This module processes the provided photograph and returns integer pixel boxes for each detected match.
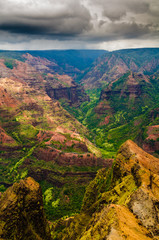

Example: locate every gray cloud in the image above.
[83,22,152,43]
[90,0,151,17]
[0,0,158,50]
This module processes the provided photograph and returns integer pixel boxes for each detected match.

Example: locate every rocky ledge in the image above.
[0,177,51,240]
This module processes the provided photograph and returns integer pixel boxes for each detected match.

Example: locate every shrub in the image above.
[4,59,17,69]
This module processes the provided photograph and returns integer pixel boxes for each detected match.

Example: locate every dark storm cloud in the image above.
[0,17,91,36]
[0,0,92,36]
[0,23,46,35]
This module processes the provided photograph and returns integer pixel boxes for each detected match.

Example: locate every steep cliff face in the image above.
[93,71,155,129]
[0,177,51,240]
[46,85,89,106]
[53,140,159,239]
[0,126,16,146]
[0,85,18,107]
[0,74,103,169]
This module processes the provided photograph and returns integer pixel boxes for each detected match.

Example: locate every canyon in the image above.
[0,48,159,239]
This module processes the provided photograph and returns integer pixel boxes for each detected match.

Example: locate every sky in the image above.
[0,0,158,51]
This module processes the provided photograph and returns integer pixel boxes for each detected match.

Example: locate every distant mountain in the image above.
[26,49,107,71]
[81,48,159,89]
[0,49,107,79]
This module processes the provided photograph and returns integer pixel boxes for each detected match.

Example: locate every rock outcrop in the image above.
[45,84,89,106]
[0,177,51,240]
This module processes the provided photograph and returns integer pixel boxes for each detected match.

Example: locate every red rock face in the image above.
[143,141,159,154]
[100,115,111,126]
[35,128,113,168]
[23,54,89,105]
[116,139,159,175]
[146,125,159,141]
[0,64,102,172]
[140,58,159,73]
[143,125,159,154]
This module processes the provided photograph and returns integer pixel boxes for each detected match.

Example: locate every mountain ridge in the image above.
[81,48,159,89]
[52,140,159,239]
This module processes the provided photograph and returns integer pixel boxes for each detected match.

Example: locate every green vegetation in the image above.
[0,106,101,221]
[60,72,159,157]
[4,59,17,69]
[10,145,37,176]
[60,88,102,140]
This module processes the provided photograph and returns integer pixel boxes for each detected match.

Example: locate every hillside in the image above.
[52,140,159,239]
[0,54,90,106]
[0,57,112,221]
[94,71,159,154]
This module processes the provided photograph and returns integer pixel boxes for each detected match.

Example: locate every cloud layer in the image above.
[0,0,158,50]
